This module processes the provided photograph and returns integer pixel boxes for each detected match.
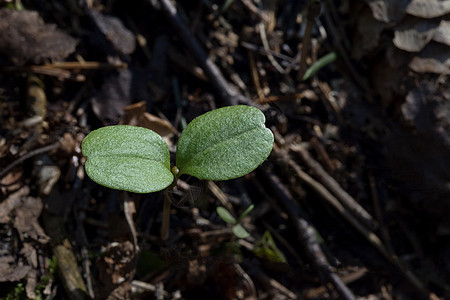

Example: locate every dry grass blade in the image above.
[290,144,378,230]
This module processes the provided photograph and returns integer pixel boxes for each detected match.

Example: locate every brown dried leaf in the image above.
[21,243,38,268]
[0,169,23,193]
[0,256,31,282]
[120,101,147,125]
[0,186,49,243]
[0,8,77,65]
[0,186,29,223]
[409,43,450,74]
[91,10,136,55]
[25,268,38,299]
[406,0,450,18]
[393,17,440,52]
[120,101,177,145]
[14,196,50,243]
[433,20,450,46]
[140,113,177,141]
[364,0,411,23]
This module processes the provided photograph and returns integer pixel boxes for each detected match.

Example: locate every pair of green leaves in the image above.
[82,105,274,193]
[216,204,254,239]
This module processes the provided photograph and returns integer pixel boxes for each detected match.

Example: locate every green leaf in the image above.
[232,224,250,239]
[237,204,254,222]
[82,125,173,193]
[176,105,274,180]
[253,231,287,263]
[302,52,338,80]
[216,206,236,224]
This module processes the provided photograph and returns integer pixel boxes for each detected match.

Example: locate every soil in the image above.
[0,1,449,299]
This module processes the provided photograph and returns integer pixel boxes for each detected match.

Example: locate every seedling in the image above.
[82,105,273,237]
[253,231,287,263]
[82,105,273,192]
[216,204,254,239]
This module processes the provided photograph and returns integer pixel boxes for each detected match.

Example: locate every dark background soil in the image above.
[0,0,449,299]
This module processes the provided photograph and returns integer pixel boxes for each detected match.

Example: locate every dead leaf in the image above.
[0,168,23,193]
[91,10,136,55]
[90,69,132,125]
[21,243,39,268]
[0,188,52,244]
[409,43,450,74]
[21,244,39,298]
[406,0,450,18]
[364,0,411,23]
[0,8,77,65]
[393,16,440,52]
[120,101,147,125]
[0,186,29,223]
[433,20,450,46]
[0,256,31,282]
[120,101,178,145]
[25,269,38,299]
[14,196,49,243]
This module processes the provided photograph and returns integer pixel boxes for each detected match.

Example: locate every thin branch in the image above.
[263,170,356,300]
[297,1,317,80]
[258,23,285,74]
[275,150,430,297]
[0,142,60,179]
[290,144,378,230]
[158,0,247,106]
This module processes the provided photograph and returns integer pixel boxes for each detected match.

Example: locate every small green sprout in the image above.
[302,51,338,80]
[82,105,274,193]
[253,231,287,263]
[216,204,254,239]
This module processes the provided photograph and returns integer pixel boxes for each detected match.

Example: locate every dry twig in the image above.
[262,170,356,300]
[158,0,247,106]
[275,149,431,297]
[0,142,61,180]
[290,144,378,230]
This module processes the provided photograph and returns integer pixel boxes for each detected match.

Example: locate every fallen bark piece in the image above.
[43,212,88,300]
